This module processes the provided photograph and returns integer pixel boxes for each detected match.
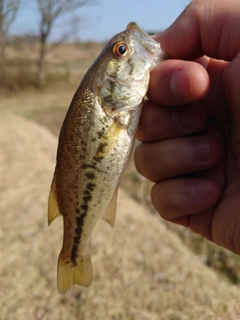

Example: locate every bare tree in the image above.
[0,0,20,81]
[36,0,96,86]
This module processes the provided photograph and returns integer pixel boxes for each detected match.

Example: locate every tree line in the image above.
[0,0,96,87]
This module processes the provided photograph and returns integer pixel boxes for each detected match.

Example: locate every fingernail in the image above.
[191,138,211,164]
[170,68,190,100]
[191,181,213,201]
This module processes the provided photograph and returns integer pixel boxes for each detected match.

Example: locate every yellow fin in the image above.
[57,254,93,294]
[101,191,118,228]
[48,176,61,226]
[94,121,125,160]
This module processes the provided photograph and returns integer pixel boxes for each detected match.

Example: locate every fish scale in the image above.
[48,22,166,294]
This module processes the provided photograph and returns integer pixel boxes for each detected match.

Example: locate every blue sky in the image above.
[10,0,191,42]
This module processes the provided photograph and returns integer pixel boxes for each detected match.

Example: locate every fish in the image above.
[48,22,166,294]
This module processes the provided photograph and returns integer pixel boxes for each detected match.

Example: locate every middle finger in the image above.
[136,100,207,142]
[134,136,222,182]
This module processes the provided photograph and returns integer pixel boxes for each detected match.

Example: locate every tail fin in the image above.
[57,254,93,294]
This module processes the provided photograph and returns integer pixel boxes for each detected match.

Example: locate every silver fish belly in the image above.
[48,22,166,294]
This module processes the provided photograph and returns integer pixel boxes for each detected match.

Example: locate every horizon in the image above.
[9,0,191,43]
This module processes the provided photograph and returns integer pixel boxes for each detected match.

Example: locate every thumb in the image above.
[155,0,240,61]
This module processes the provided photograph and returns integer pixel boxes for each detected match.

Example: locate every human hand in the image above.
[134,0,240,254]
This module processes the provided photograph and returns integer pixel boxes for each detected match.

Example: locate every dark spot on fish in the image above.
[93,141,108,163]
[82,163,104,173]
[72,179,95,265]
[83,195,92,202]
[111,63,120,78]
[85,172,95,180]
[86,183,95,192]
[100,116,108,124]
[103,82,116,105]
[97,142,108,154]
[71,246,78,266]
[93,155,104,163]
[80,204,88,211]
[96,129,105,139]
[76,215,83,226]
[71,211,87,265]
[127,57,134,75]
[82,163,96,170]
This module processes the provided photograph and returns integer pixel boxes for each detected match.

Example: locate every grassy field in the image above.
[1,41,240,319]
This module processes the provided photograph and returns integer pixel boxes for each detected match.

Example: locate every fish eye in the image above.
[112,42,129,58]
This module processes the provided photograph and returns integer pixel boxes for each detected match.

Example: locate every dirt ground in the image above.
[1,112,240,320]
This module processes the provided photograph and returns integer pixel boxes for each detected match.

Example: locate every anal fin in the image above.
[48,176,61,226]
[101,190,118,228]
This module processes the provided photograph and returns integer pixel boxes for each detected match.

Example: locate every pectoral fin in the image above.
[48,176,61,226]
[101,190,118,228]
[94,120,126,163]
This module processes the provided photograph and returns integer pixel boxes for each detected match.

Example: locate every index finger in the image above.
[155,0,240,61]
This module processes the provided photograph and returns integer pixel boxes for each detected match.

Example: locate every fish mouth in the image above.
[127,22,160,53]
[126,22,166,68]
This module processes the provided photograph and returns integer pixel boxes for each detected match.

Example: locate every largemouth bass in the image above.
[48,22,166,294]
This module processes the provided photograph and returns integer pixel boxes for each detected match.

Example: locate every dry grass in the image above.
[1,112,240,319]
[1,41,240,319]
[0,42,104,91]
